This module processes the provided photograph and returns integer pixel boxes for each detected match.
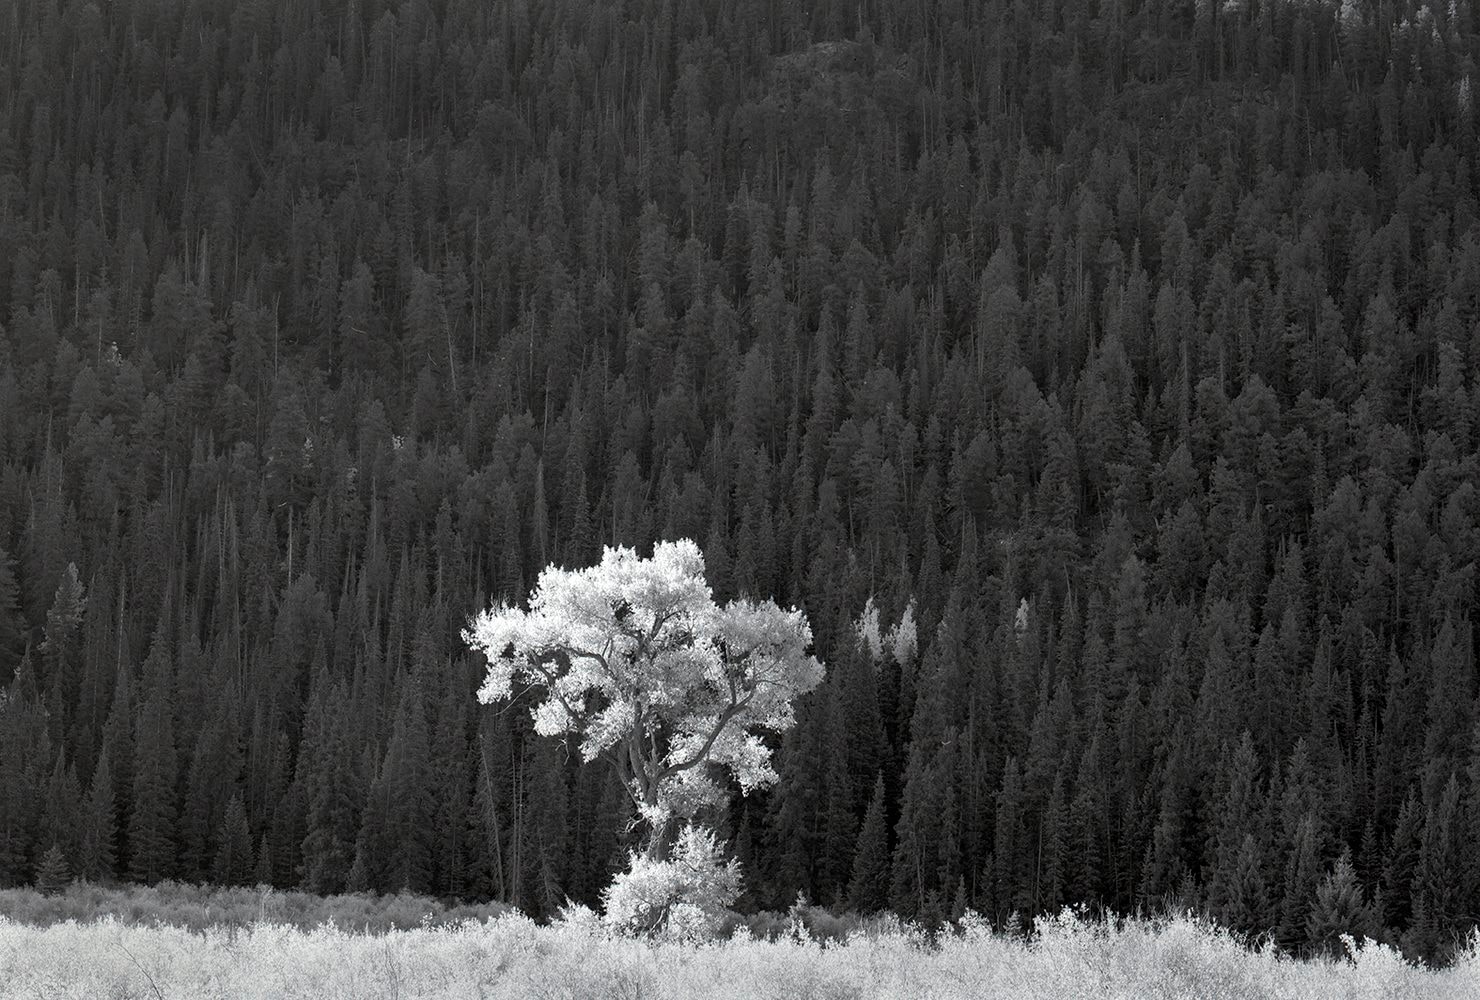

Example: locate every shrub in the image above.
[602,825,741,940]
[0,880,512,933]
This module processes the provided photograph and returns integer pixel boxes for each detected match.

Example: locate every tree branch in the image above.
[655,692,754,782]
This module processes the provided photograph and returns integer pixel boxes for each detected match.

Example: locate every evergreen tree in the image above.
[353,678,434,894]
[300,686,360,893]
[1405,776,1468,963]
[127,693,177,883]
[1277,814,1323,953]
[1225,834,1271,939]
[34,844,71,896]
[40,562,86,729]
[39,750,84,869]
[253,836,274,888]
[889,745,942,919]
[1306,853,1376,958]
[1380,791,1423,933]
[0,670,52,887]
[77,748,118,882]
[816,680,859,904]
[0,547,26,684]
[213,795,255,887]
[847,775,892,913]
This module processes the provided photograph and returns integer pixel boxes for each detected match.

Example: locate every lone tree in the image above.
[464,539,823,928]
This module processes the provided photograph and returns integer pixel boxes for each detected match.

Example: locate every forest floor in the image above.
[0,895,1474,1000]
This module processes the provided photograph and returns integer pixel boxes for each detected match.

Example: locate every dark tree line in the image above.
[1,0,1480,963]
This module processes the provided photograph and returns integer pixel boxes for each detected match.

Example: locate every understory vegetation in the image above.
[0,881,512,935]
[2,907,1477,1000]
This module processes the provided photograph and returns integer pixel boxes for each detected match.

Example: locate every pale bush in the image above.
[601,824,741,940]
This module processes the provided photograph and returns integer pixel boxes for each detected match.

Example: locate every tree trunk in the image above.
[642,811,676,862]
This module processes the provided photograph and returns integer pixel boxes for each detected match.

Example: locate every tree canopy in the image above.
[466,540,822,845]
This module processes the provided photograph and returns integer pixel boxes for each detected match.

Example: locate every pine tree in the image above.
[836,640,886,816]
[353,678,435,894]
[847,775,891,913]
[889,744,943,919]
[507,733,570,918]
[1306,853,1375,958]
[127,693,177,883]
[1380,790,1422,932]
[1067,740,1104,904]
[1036,768,1069,914]
[816,680,858,904]
[989,756,1026,922]
[40,562,86,730]
[34,844,71,895]
[263,370,314,512]
[1276,814,1323,952]
[0,546,25,685]
[769,690,830,902]
[212,795,255,887]
[77,747,117,882]
[0,663,52,887]
[253,835,273,887]
[181,703,243,880]
[1225,833,1271,939]
[1404,775,1467,963]
[1207,731,1261,921]
[39,749,84,869]
[429,674,472,898]
[300,685,360,894]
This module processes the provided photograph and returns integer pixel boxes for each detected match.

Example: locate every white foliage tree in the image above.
[855,596,884,660]
[884,599,918,664]
[602,824,742,940]
[464,539,824,868]
[857,596,918,665]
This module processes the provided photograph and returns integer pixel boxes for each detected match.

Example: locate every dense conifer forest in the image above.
[2,0,1480,964]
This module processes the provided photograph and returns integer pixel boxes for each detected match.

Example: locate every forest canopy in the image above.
[0,0,1479,965]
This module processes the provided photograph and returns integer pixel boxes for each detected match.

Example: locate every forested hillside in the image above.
[2,0,1479,962]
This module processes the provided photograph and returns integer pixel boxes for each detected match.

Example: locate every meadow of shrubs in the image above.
[1,885,1476,1000]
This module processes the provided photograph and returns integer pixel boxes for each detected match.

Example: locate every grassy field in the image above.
[0,897,1476,1000]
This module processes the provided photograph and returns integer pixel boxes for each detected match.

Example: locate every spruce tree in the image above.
[1306,853,1375,958]
[768,690,830,902]
[40,563,86,731]
[430,676,472,898]
[78,747,117,882]
[127,693,177,883]
[39,749,84,868]
[1379,791,1422,932]
[213,795,255,887]
[1225,833,1271,939]
[352,678,435,895]
[816,681,858,904]
[300,686,360,894]
[0,671,51,887]
[1276,814,1323,953]
[989,756,1026,923]
[253,835,274,887]
[888,746,940,919]
[1405,775,1467,963]
[181,704,243,880]
[847,775,891,913]
[0,546,24,684]
[34,844,71,896]
[384,678,435,894]
[1207,731,1261,922]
